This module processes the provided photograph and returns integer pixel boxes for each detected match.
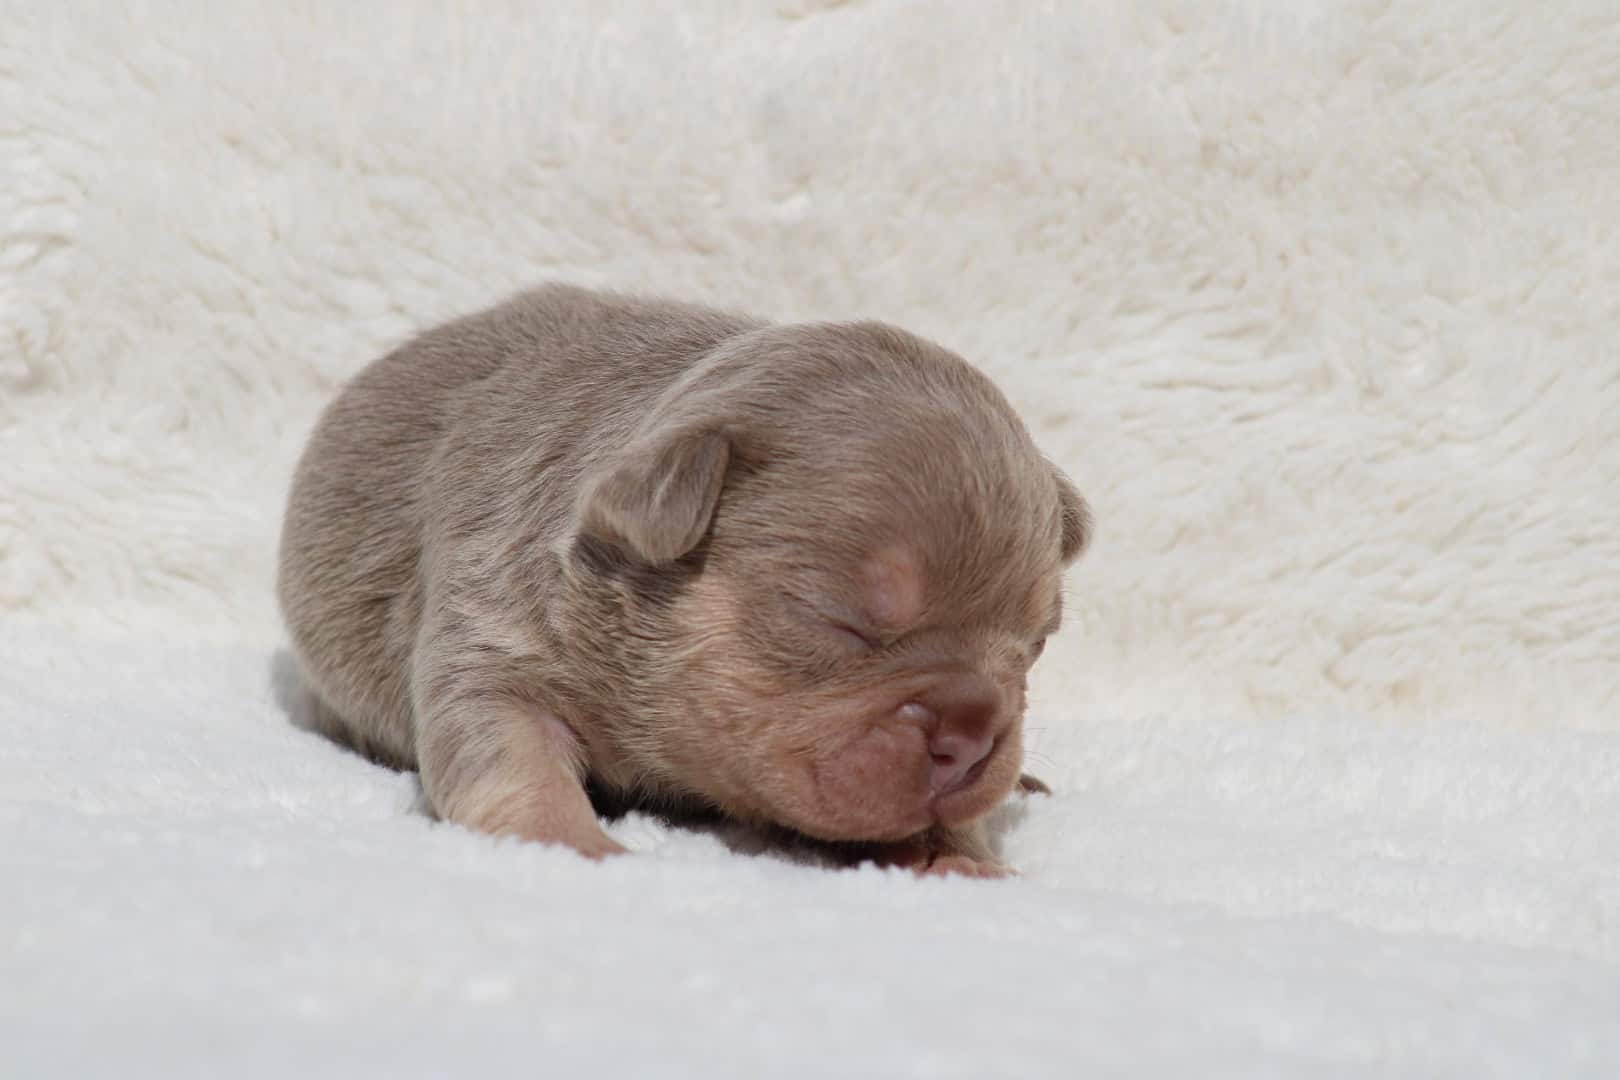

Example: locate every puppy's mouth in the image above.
[927,736,1015,828]
[775,720,1018,842]
[931,741,993,798]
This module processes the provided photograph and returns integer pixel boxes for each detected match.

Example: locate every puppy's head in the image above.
[574,322,1090,842]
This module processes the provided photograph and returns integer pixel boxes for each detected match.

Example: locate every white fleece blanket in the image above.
[4,2,1619,1075]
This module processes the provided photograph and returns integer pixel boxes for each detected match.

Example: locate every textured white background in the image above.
[4,2,1618,1075]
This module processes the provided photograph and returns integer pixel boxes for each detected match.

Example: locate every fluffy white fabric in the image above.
[3,2,1618,1074]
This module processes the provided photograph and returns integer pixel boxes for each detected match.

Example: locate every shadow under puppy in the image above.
[278,285,1090,876]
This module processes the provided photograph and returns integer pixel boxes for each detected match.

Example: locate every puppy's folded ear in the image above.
[577,426,730,564]
[1052,465,1093,563]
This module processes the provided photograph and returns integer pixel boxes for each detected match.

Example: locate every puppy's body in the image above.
[279,285,1087,871]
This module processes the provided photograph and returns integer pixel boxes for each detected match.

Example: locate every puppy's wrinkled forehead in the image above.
[715,325,1068,627]
[778,462,1061,635]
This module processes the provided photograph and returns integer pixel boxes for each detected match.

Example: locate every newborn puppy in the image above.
[278,285,1090,876]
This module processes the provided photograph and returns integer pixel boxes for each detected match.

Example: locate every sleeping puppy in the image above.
[277,285,1090,877]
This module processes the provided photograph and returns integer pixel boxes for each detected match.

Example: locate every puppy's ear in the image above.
[577,427,730,563]
[1052,466,1092,563]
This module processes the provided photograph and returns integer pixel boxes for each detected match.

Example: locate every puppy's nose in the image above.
[902,674,1001,795]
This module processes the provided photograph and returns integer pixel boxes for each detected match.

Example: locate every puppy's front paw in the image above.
[921,853,1014,879]
[568,831,631,860]
[457,781,629,861]
[420,695,627,862]
[868,823,1013,880]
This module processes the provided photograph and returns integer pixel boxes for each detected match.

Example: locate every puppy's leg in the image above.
[415,692,625,859]
[922,820,1011,879]
[871,820,1011,879]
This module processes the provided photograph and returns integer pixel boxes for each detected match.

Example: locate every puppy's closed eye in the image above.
[780,591,879,656]
[824,620,878,654]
